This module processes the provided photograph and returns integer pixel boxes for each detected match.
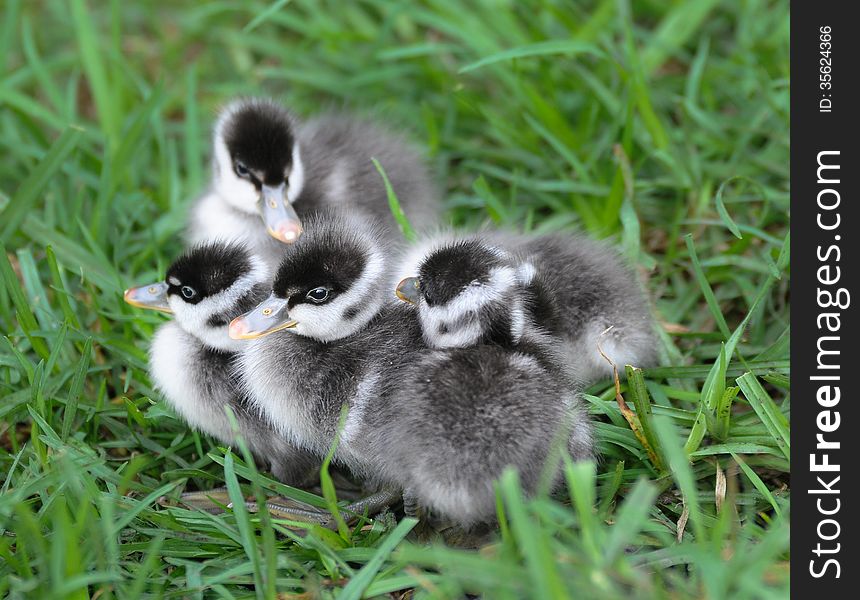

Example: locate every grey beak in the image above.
[261,184,303,243]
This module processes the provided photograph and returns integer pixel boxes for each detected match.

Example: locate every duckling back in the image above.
[513,232,658,382]
[297,115,441,234]
[396,229,658,384]
[362,331,592,526]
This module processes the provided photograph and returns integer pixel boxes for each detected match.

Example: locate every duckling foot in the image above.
[166,487,232,513]
[168,485,399,530]
[341,488,402,522]
[403,488,420,519]
[402,488,442,542]
[243,498,334,527]
[242,488,401,530]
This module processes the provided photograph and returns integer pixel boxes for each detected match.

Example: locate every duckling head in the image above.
[212,98,305,244]
[228,213,388,343]
[125,242,270,351]
[395,238,536,349]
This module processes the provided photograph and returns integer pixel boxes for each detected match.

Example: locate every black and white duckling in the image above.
[394,233,658,385]
[188,98,440,266]
[226,212,415,465]
[364,323,593,528]
[227,213,591,527]
[124,242,320,487]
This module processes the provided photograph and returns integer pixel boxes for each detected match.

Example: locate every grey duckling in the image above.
[188,98,440,267]
[380,239,595,526]
[395,232,658,384]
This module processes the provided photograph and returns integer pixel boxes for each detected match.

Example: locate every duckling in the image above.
[365,327,593,527]
[227,211,416,467]
[228,213,591,527]
[124,242,320,487]
[188,98,440,266]
[395,232,657,384]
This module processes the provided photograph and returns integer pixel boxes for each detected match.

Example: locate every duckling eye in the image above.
[180,286,196,299]
[306,287,329,303]
[234,161,250,178]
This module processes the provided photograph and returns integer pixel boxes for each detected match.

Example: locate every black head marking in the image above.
[343,304,361,320]
[206,313,231,328]
[223,101,295,186]
[166,243,252,305]
[204,284,269,327]
[522,276,562,336]
[418,240,506,307]
[273,229,367,309]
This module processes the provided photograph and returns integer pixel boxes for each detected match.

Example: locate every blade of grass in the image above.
[459,39,603,73]
[714,176,748,239]
[736,373,790,462]
[225,407,277,600]
[223,451,265,597]
[731,453,783,519]
[62,338,92,440]
[45,246,81,330]
[625,366,664,471]
[0,126,83,242]
[684,234,731,339]
[0,242,50,359]
[243,0,293,32]
[602,477,658,564]
[70,0,119,144]
[640,0,720,74]
[320,405,351,541]
[562,458,601,563]
[339,518,417,600]
[372,157,417,242]
[713,386,739,441]
[499,469,569,599]
[653,416,706,543]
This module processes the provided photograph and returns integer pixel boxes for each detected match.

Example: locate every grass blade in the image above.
[372,157,417,243]
[243,0,292,32]
[736,373,790,462]
[338,518,417,600]
[602,477,658,564]
[223,451,265,596]
[731,453,784,519]
[62,338,92,440]
[0,126,83,242]
[70,0,119,144]
[459,39,603,73]
[0,242,50,359]
[684,234,731,339]
[499,469,569,599]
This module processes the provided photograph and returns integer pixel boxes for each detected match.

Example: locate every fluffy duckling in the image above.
[188,98,440,266]
[227,212,417,468]
[228,213,591,527]
[124,242,319,486]
[395,232,657,384]
[364,327,593,527]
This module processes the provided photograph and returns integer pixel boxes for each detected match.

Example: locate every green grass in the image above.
[0,0,789,598]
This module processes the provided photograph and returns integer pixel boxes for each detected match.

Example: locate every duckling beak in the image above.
[228,293,297,339]
[395,277,421,305]
[261,184,303,244]
[123,282,172,313]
